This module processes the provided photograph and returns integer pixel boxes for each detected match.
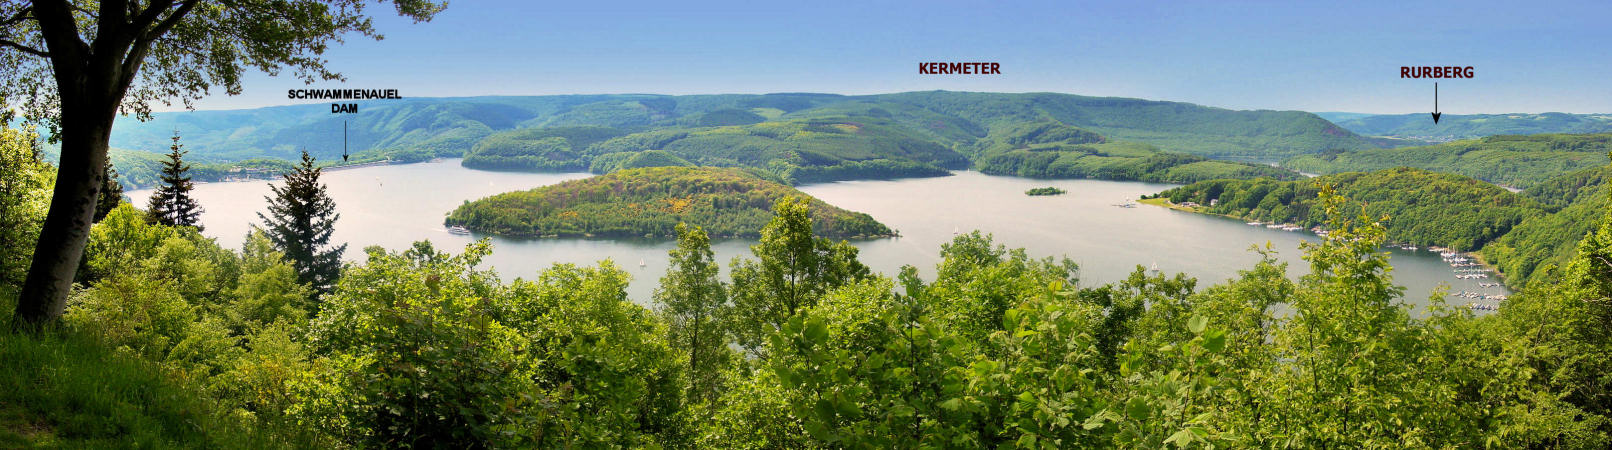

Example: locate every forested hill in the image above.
[1483,166,1612,285]
[868,91,1384,160]
[108,91,1389,167]
[1319,112,1612,141]
[1153,168,1545,252]
[444,166,894,239]
[460,116,971,184]
[1154,164,1612,285]
[967,121,1302,183]
[40,147,295,190]
[1283,133,1612,190]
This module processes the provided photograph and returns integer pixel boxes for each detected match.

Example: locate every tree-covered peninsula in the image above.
[1483,166,1612,284]
[1153,168,1545,252]
[1156,164,1612,287]
[444,166,895,239]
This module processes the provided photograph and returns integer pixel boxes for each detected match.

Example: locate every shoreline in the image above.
[1139,197,1515,291]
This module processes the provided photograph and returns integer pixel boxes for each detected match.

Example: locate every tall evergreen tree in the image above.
[145,132,203,230]
[5,0,443,330]
[94,162,124,224]
[654,223,732,403]
[258,150,346,298]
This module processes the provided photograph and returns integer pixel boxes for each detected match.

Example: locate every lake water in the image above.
[130,159,1508,312]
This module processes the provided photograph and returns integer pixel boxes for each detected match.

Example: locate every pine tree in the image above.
[145,132,203,230]
[94,161,124,223]
[258,150,346,298]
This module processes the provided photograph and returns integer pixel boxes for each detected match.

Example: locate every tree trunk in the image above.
[11,102,113,330]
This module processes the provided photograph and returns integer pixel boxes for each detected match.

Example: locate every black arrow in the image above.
[1431,82,1441,124]
[336,120,346,162]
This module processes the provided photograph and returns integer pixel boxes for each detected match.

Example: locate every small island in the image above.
[446,166,896,239]
[1025,187,1068,196]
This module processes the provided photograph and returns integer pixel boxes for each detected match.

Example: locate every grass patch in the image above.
[1140,197,1196,211]
[0,330,313,449]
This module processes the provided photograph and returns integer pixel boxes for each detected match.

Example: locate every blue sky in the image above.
[178,0,1612,114]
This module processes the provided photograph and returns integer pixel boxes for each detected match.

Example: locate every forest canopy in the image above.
[1482,166,1612,285]
[1155,168,1545,253]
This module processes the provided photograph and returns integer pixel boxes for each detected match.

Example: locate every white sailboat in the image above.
[639,258,647,268]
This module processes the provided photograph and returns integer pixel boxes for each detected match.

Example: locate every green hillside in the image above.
[968,121,1301,183]
[588,150,695,173]
[1283,133,1612,189]
[460,126,628,172]
[1154,164,1612,286]
[107,91,1388,173]
[1482,166,1611,285]
[445,166,894,239]
[1326,112,1612,140]
[462,115,970,184]
[110,98,553,163]
[0,332,318,447]
[1153,168,1545,252]
[51,148,295,191]
[861,91,1383,160]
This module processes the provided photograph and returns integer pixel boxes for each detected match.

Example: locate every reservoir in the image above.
[130,159,1507,311]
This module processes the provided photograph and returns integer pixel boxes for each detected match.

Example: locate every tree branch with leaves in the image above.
[3,0,444,329]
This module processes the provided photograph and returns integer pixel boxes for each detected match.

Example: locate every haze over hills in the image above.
[1283,133,1612,190]
[106,91,1390,168]
[1316,112,1612,142]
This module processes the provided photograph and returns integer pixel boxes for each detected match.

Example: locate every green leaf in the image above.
[804,421,832,441]
[1202,329,1227,353]
[1164,428,1198,447]
[814,398,837,420]
[1187,315,1208,334]
[834,393,860,417]
[778,366,801,388]
[1082,410,1117,430]
[1125,397,1152,421]
[940,398,964,411]
[805,318,829,344]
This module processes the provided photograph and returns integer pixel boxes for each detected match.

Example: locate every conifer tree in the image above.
[94,162,124,224]
[258,150,346,298]
[145,132,203,230]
